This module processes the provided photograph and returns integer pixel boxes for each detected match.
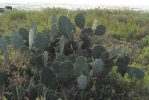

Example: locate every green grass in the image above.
[0,8,149,39]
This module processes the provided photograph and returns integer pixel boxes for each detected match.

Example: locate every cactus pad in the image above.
[77,75,88,90]
[75,13,85,29]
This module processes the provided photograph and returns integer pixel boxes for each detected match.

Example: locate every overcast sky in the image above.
[0,0,148,6]
[0,0,149,10]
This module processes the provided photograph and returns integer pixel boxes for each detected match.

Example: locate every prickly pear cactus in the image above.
[59,35,65,54]
[81,36,91,49]
[75,13,85,29]
[95,25,106,36]
[100,50,109,62]
[52,61,61,73]
[40,67,56,88]
[53,60,74,80]
[58,16,75,37]
[11,34,24,50]
[92,45,107,59]
[34,32,48,50]
[74,56,88,76]
[93,59,104,74]
[51,14,58,35]
[55,54,67,62]
[19,28,29,41]
[42,51,48,67]
[77,75,88,90]
[116,56,130,67]
[29,54,43,69]
[42,29,51,40]
[118,66,127,76]
[127,67,145,79]
[67,54,77,63]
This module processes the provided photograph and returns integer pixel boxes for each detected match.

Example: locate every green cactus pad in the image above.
[92,45,107,59]
[58,16,75,37]
[93,59,104,74]
[34,32,48,50]
[95,25,106,36]
[29,54,44,68]
[67,54,77,63]
[81,36,91,49]
[77,75,88,90]
[11,34,24,50]
[40,67,56,88]
[74,56,88,76]
[99,50,109,62]
[57,60,74,80]
[118,66,127,76]
[127,67,145,79]
[55,54,67,62]
[19,28,29,41]
[75,13,85,29]
[53,60,74,80]
[42,29,51,40]
[52,61,61,73]
[116,56,130,67]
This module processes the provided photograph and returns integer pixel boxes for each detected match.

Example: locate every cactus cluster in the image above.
[0,12,145,100]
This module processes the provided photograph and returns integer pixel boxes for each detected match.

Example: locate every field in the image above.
[0,8,149,100]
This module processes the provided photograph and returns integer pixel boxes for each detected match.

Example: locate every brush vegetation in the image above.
[0,8,149,100]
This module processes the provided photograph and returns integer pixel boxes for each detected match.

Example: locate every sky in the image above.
[0,0,149,10]
[0,0,148,6]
